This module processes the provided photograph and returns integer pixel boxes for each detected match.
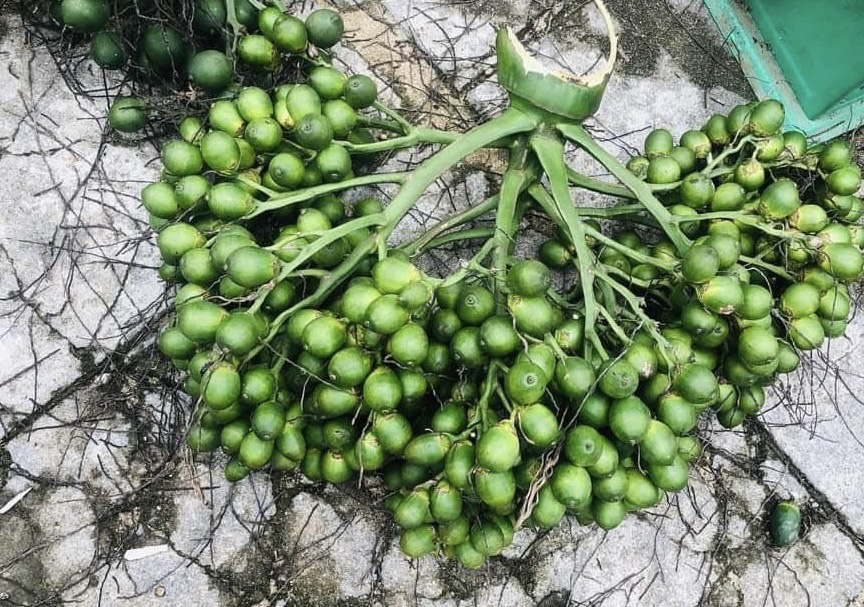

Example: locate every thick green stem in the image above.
[378,107,538,243]
[417,227,494,251]
[401,195,499,256]
[530,131,607,359]
[247,172,408,219]
[493,138,534,289]
[557,122,691,254]
[673,211,802,241]
[339,127,457,154]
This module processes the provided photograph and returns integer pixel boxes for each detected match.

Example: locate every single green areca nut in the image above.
[309,66,347,100]
[344,74,378,109]
[188,50,233,93]
[681,243,720,284]
[646,156,681,184]
[476,421,520,471]
[201,130,241,174]
[305,8,344,48]
[203,362,241,409]
[609,396,651,444]
[238,34,278,68]
[272,15,308,53]
[598,358,639,399]
[644,128,673,158]
[517,403,560,448]
[673,363,719,406]
[90,32,127,69]
[225,246,278,288]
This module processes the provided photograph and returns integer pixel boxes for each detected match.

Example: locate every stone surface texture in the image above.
[1,1,863,606]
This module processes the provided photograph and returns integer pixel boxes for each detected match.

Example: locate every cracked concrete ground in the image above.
[1,1,864,606]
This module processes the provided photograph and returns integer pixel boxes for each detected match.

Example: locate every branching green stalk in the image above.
[739,255,794,280]
[673,211,803,241]
[584,225,675,271]
[372,101,414,133]
[401,195,499,256]
[339,127,458,154]
[247,172,409,218]
[530,131,607,359]
[493,138,535,292]
[566,167,679,197]
[415,227,495,251]
[557,122,691,254]
[704,135,754,172]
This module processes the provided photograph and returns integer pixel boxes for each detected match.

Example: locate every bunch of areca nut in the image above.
[144,2,863,567]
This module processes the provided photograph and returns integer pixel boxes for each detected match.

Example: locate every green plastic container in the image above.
[704,0,864,141]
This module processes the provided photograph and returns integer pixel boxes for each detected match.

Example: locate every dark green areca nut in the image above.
[158,327,196,360]
[450,327,487,369]
[90,32,127,69]
[592,464,629,501]
[818,243,864,282]
[818,286,850,320]
[251,400,286,440]
[476,421,520,471]
[344,74,378,108]
[455,285,495,325]
[474,468,517,511]
[422,342,451,374]
[646,156,681,184]
[215,311,258,355]
[108,97,149,133]
[625,469,661,509]
[532,485,566,528]
[187,423,220,452]
[301,448,323,480]
[555,318,584,353]
[554,356,596,401]
[698,275,744,315]
[301,316,346,358]
[598,358,639,399]
[142,182,179,219]
[400,525,436,558]
[203,362,241,409]
[738,385,765,414]
[735,158,765,192]
[220,419,250,454]
[608,396,651,444]
[188,50,233,93]
[207,183,253,220]
[507,295,557,337]
[478,315,519,357]
[681,301,718,338]
[272,15,308,53]
[316,144,352,182]
[538,239,571,268]
[644,128,673,158]
[177,300,226,343]
[429,309,461,342]
[293,113,333,151]
[586,435,618,478]
[226,246,278,288]
[305,8,344,48]
[309,66,347,100]
[373,412,413,454]
[673,363,718,406]
[681,244,720,284]
[320,450,353,483]
[431,403,467,433]
[365,294,409,334]
[387,323,429,367]
[506,260,550,297]
[141,25,185,73]
[505,361,547,405]
[363,366,402,412]
[394,488,430,529]
[770,501,801,547]
[704,113,730,145]
[209,100,245,136]
[647,454,689,492]
[670,146,696,174]
[240,366,276,405]
[444,440,474,489]
[738,327,779,368]
[656,393,697,435]
[238,34,278,68]
[639,420,678,465]
[313,194,346,224]
[323,418,357,451]
[201,130,242,173]
[404,432,452,467]
[518,403,560,448]
[323,100,357,138]
[577,393,610,429]
[640,372,670,406]
[680,173,715,209]
[713,383,737,413]
[175,175,210,211]
[679,129,711,158]
[179,248,218,286]
[780,282,820,317]
[244,117,282,152]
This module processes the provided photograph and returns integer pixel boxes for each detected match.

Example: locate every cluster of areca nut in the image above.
[144,2,862,566]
